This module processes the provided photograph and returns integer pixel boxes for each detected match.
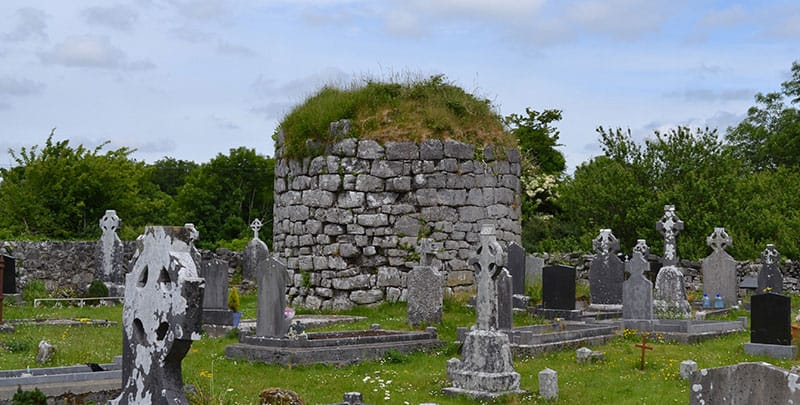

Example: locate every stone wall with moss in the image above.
[272,136,523,310]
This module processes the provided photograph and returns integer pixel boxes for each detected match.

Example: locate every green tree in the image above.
[171,147,274,248]
[148,157,199,196]
[0,131,165,239]
[726,60,800,170]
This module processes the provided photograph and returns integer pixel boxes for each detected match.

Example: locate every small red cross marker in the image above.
[635,335,653,370]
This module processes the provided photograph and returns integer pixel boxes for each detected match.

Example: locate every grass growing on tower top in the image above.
[275,74,513,158]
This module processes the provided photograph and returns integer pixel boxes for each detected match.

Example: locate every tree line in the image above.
[0,136,274,250]
[1,60,798,260]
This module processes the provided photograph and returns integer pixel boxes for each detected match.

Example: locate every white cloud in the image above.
[565,0,677,41]
[2,7,47,42]
[664,88,754,102]
[216,41,256,57]
[82,4,139,31]
[0,77,45,97]
[167,0,233,23]
[39,35,155,70]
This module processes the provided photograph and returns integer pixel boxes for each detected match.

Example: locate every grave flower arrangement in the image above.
[228,287,242,327]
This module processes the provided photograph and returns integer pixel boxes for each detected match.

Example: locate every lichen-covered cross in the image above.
[656,205,684,266]
[592,229,620,255]
[250,218,263,240]
[628,239,650,277]
[761,244,780,265]
[416,238,434,267]
[468,224,505,330]
[707,227,732,252]
[99,210,120,234]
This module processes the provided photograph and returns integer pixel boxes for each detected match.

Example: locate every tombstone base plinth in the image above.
[743,342,797,360]
[532,307,582,320]
[203,309,234,326]
[445,329,523,398]
[653,299,691,319]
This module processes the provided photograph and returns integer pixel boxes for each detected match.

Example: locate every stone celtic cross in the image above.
[707,227,732,252]
[592,229,620,255]
[100,210,120,235]
[416,238,434,267]
[629,239,650,277]
[250,218,263,240]
[762,244,780,265]
[656,205,684,266]
[468,224,504,331]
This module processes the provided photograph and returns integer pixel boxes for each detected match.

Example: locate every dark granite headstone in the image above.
[588,229,624,305]
[507,242,526,296]
[2,255,15,294]
[750,292,791,346]
[542,265,576,310]
[757,244,782,294]
[496,268,513,330]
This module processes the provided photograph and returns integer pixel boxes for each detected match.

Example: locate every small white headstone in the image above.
[539,368,558,400]
[681,360,698,380]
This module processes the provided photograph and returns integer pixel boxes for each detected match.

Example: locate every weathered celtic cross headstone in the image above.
[656,205,684,267]
[623,239,654,320]
[444,224,524,399]
[653,205,690,318]
[95,210,125,289]
[702,228,737,307]
[589,229,624,306]
[407,238,443,326]
[243,219,270,282]
[256,255,290,337]
[110,226,205,405]
[757,244,782,294]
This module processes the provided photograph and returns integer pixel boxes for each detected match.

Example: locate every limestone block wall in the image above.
[272,138,523,310]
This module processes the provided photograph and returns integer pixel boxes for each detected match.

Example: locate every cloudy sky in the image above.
[1,1,798,172]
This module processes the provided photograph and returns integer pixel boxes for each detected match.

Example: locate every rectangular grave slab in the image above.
[542,265,575,310]
[507,242,526,296]
[750,292,791,345]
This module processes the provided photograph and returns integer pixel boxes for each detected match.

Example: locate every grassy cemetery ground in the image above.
[2,293,800,404]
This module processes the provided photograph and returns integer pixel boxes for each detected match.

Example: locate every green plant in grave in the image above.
[87,279,109,299]
[21,279,47,304]
[11,387,47,405]
[227,287,241,313]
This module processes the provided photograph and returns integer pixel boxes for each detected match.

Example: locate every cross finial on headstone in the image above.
[656,205,684,266]
[761,244,780,265]
[251,218,263,240]
[416,238,434,267]
[633,239,649,257]
[469,224,505,331]
[706,227,732,252]
[635,335,653,370]
[184,223,199,243]
[99,210,120,234]
[592,229,620,255]
[473,225,504,278]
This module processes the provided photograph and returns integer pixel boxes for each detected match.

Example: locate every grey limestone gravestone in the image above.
[757,244,782,294]
[701,228,737,307]
[199,258,232,326]
[623,240,654,320]
[95,210,125,290]
[110,226,205,405]
[690,362,800,404]
[256,254,290,337]
[538,368,558,400]
[653,205,690,318]
[243,218,270,282]
[407,238,443,326]
[496,268,513,330]
[588,229,623,306]
[444,224,523,399]
[507,242,526,296]
[525,253,544,290]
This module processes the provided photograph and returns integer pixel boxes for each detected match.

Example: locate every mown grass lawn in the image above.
[2,293,799,404]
